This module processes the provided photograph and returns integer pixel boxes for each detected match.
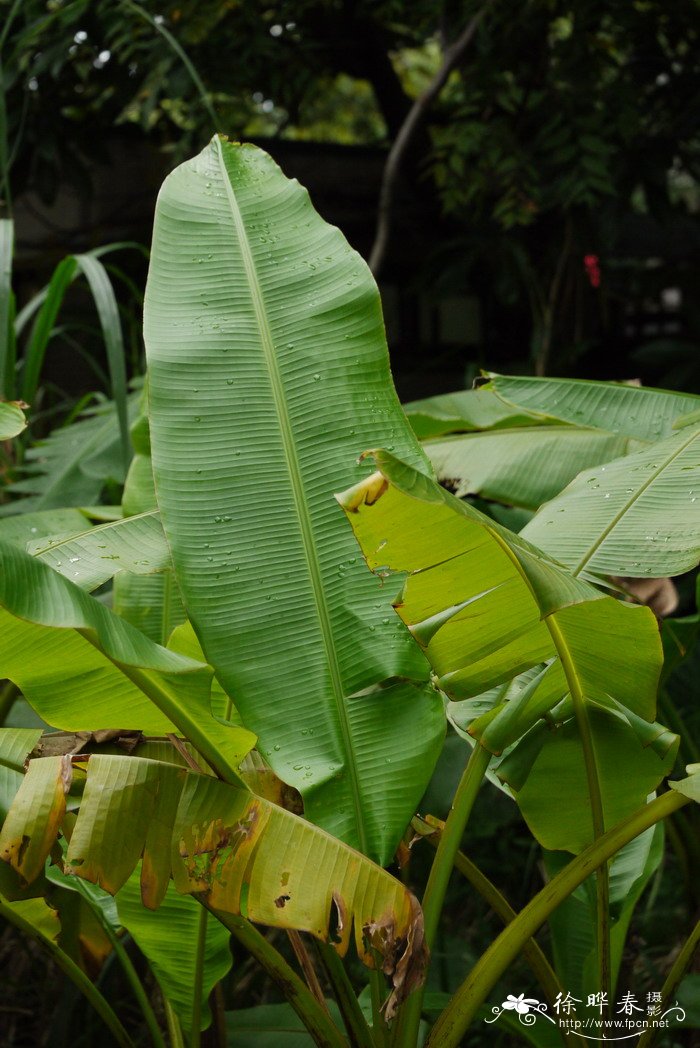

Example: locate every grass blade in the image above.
[0,218,12,396]
[74,254,130,469]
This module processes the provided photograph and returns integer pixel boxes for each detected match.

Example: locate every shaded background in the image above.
[5,0,700,404]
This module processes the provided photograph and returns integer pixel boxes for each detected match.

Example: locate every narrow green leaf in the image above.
[73,254,130,470]
[0,218,13,398]
[20,256,77,404]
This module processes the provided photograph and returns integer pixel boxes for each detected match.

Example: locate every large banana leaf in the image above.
[0,540,254,782]
[423,426,638,509]
[337,451,674,850]
[484,373,700,441]
[0,752,427,1018]
[522,423,700,579]
[144,136,443,864]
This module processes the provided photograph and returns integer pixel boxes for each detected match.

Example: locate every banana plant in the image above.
[1,138,699,1048]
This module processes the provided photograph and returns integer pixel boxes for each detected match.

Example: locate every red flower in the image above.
[584,254,601,287]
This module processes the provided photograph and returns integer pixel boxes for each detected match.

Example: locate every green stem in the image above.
[426,789,690,1048]
[393,744,491,1048]
[421,823,586,1048]
[189,906,209,1047]
[0,895,136,1048]
[546,615,610,1013]
[163,997,186,1048]
[104,928,167,1048]
[212,981,227,1048]
[213,911,348,1048]
[316,941,375,1048]
[636,914,700,1048]
[369,969,389,1047]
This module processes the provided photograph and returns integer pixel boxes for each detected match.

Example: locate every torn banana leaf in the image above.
[1,752,427,1019]
[337,451,676,850]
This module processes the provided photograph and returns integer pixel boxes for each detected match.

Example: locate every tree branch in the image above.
[368,0,496,277]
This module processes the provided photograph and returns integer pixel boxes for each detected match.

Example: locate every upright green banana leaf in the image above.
[484,373,700,441]
[521,424,700,579]
[144,136,443,864]
[337,451,676,851]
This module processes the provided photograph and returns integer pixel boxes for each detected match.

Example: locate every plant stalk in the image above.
[369,969,389,1047]
[213,910,348,1048]
[98,925,167,1048]
[189,906,209,1047]
[420,819,587,1048]
[316,940,375,1048]
[392,743,491,1048]
[163,997,186,1048]
[547,614,610,1013]
[287,929,330,1011]
[426,789,690,1048]
[0,679,17,725]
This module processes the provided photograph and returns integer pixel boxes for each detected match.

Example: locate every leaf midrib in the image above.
[215,139,367,854]
[571,427,700,576]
